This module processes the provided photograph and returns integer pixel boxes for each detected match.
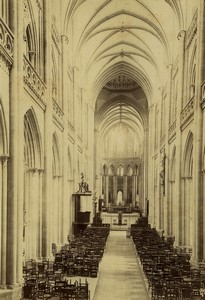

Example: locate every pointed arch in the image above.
[24,107,43,168]
[0,98,8,154]
[133,164,138,176]
[117,164,124,176]
[51,48,58,101]
[127,165,133,176]
[182,131,193,178]
[170,145,176,181]
[108,164,115,175]
[24,0,38,68]
[102,163,108,175]
[67,146,73,180]
[189,42,197,100]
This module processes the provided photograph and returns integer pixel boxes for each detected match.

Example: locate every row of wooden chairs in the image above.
[131,220,205,299]
[23,226,110,298]
[23,277,89,300]
[53,226,110,278]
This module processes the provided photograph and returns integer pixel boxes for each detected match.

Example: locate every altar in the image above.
[101,211,139,230]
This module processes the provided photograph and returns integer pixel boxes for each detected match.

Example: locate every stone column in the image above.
[61,34,70,242]
[94,129,101,195]
[193,1,205,262]
[1,155,8,287]
[105,175,109,207]
[123,176,127,203]
[147,104,154,224]
[17,107,24,284]
[180,177,185,245]
[203,171,205,259]
[174,29,186,246]
[0,155,2,286]
[113,176,117,204]
[7,0,23,287]
[72,66,79,189]
[102,175,106,198]
[168,181,172,236]
[38,170,43,259]
[164,64,173,236]
[25,170,31,258]
[132,175,136,207]
[30,169,38,259]
[42,0,53,258]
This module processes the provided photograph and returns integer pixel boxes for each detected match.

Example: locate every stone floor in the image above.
[93,230,150,300]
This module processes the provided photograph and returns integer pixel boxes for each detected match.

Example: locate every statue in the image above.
[77,173,91,193]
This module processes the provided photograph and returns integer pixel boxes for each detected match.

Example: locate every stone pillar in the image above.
[61,34,70,242]
[105,175,109,207]
[7,0,23,287]
[94,129,101,195]
[143,128,148,209]
[42,0,53,258]
[164,64,173,236]
[192,1,205,262]
[38,170,43,259]
[1,155,8,287]
[181,177,185,245]
[17,107,24,284]
[132,175,136,207]
[135,175,138,196]
[123,176,127,203]
[113,176,117,204]
[203,171,205,259]
[25,170,31,258]
[102,175,106,197]
[135,175,138,207]
[30,169,38,259]
[174,29,186,246]
[73,66,79,189]
[147,104,154,225]
[0,156,2,286]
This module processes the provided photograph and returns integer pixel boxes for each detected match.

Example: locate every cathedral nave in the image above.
[0,0,205,299]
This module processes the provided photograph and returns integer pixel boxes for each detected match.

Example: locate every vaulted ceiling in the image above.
[64,0,183,103]
[63,0,185,159]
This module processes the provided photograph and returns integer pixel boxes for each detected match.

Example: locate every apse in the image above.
[95,74,147,162]
[103,122,138,159]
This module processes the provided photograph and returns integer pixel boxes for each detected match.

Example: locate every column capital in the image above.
[177,30,186,41]
[73,65,79,71]
[166,63,173,71]
[0,154,9,164]
[26,167,39,175]
[38,169,44,175]
[61,34,69,44]
[0,154,9,159]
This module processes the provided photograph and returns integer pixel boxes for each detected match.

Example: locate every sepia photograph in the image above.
[0,0,204,299]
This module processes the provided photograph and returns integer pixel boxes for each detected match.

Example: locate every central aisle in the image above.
[93,231,150,300]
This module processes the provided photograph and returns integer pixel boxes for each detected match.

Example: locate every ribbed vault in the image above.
[64,0,183,106]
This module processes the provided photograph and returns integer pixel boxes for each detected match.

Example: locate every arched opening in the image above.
[189,44,197,101]
[180,132,193,248]
[25,24,36,67]
[52,132,62,244]
[168,146,176,236]
[23,108,43,259]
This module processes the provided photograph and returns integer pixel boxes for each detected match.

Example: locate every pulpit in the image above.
[72,173,92,235]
